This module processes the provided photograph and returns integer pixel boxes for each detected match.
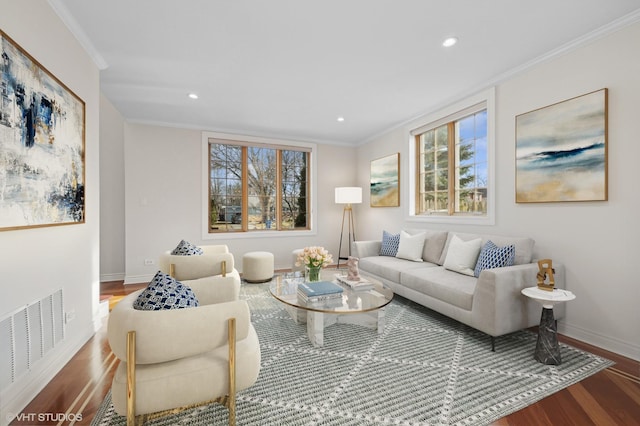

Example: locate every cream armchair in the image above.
[107,276,261,425]
[158,244,240,283]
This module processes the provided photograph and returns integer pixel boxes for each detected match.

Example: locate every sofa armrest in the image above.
[352,240,382,259]
[473,262,565,336]
[108,296,251,364]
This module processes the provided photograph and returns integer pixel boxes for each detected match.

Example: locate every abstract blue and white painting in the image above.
[0,31,85,230]
[516,89,607,202]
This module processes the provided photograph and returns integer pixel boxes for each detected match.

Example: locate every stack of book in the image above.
[335,274,374,291]
[297,280,344,303]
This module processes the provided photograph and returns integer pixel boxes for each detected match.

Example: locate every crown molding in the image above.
[358,7,640,147]
[47,0,108,70]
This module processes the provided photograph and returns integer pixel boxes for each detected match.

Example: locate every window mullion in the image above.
[276,150,282,231]
[447,122,455,216]
[241,147,248,232]
[414,135,421,215]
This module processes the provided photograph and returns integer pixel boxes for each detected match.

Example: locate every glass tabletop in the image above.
[269,269,394,314]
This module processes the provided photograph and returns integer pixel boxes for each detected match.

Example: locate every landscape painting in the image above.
[370,153,399,207]
[516,89,607,203]
[0,31,85,231]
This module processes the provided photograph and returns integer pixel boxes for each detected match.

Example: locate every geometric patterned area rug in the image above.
[92,280,613,425]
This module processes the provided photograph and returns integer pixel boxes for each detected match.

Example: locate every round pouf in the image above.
[292,249,304,273]
[243,251,274,283]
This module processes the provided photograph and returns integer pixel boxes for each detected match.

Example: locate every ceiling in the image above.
[51,0,640,145]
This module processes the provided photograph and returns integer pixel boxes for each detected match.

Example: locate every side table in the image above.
[521,287,576,365]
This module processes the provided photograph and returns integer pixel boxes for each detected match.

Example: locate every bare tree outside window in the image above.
[208,140,310,232]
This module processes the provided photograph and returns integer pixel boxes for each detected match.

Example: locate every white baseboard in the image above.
[0,323,94,426]
[124,274,154,285]
[560,322,640,361]
[100,272,125,282]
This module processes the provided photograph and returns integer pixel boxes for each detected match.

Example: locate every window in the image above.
[207,137,310,233]
[409,88,494,224]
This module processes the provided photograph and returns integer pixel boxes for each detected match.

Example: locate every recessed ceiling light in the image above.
[337,116,345,122]
[188,93,199,99]
[442,37,458,47]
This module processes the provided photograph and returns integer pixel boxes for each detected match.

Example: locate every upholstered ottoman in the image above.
[242,251,274,283]
[292,249,304,273]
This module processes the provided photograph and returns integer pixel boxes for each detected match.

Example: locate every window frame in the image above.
[201,131,317,239]
[406,87,496,225]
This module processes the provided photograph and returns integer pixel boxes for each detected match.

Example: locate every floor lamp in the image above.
[335,187,362,269]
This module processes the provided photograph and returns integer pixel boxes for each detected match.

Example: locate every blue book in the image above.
[298,281,344,297]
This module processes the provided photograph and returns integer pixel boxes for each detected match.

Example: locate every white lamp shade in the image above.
[335,187,362,204]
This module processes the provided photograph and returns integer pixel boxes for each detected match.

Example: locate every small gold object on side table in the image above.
[536,259,555,291]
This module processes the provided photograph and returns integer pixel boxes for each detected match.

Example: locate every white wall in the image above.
[356,22,640,360]
[0,0,100,419]
[122,123,357,283]
[99,94,125,281]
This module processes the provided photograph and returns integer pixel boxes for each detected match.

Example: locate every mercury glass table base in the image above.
[535,307,561,365]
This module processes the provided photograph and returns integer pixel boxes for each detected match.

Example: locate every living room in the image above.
[1,1,639,424]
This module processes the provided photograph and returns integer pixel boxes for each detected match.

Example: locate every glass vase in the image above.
[306,266,321,282]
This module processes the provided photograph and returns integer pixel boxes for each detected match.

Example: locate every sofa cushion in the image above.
[438,232,534,266]
[380,231,400,256]
[359,256,435,283]
[474,240,515,278]
[423,230,449,264]
[404,228,449,264]
[133,271,199,310]
[400,267,477,311]
[395,231,426,262]
[171,240,204,256]
[443,235,482,276]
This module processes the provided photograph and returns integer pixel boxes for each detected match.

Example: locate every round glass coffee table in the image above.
[269,269,393,347]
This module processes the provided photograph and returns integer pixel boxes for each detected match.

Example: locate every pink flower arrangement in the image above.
[295,246,333,269]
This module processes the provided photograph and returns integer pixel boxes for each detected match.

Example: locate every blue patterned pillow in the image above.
[474,240,515,278]
[133,271,199,310]
[380,231,400,256]
[171,240,203,256]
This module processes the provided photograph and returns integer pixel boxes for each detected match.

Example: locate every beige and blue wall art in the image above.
[0,31,85,231]
[516,89,607,203]
[370,153,399,207]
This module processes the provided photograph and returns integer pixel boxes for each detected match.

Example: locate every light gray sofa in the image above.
[352,229,565,350]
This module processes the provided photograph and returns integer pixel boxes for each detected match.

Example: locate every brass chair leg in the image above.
[228,318,236,426]
[222,260,227,278]
[126,331,136,426]
[125,323,236,426]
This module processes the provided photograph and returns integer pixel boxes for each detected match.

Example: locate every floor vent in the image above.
[0,289,65,392]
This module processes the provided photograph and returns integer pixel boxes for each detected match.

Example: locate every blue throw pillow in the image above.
[171,240,203,256]
[380,230,400,256]
[133,271,199,310]
[474,240,515,278]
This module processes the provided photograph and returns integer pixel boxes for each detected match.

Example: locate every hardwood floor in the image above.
[10,281,640,425]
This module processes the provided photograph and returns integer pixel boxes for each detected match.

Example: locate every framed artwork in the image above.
[515,89,607,203]
[0,31,85,231]
[370,153,399,207]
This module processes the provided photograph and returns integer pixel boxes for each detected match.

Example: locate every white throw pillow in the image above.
[443,235,482,276]
[395,231,426,262]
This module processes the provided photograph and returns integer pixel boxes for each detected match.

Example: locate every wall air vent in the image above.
[0,289,64,392]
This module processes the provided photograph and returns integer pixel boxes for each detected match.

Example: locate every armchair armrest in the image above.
[352,240,382,259]
[108,295,251,364]
[201,244,230,255]
[158,252,235,281]
[187,275,241,304]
